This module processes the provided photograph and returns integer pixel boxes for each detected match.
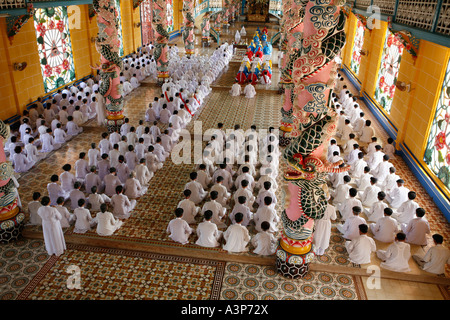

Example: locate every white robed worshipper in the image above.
[369,208,399,243]
[401,208,430,246]
[376,232,411,272]
[240,26,246,37]
[55,199,74,228]
[201,191,227,229]
[365,192,388,223]
[184,172,207,205]
[110,186,137,219]
[251,222,277,256]
[88,188,111,212]
[124,171,147,199]
[235,30,241,44]
[38,197,66,256]
[230,80,241,97]
[135,160,153,187]
[314,201,337,256]
[166,208,193,245]
[360,177,381,208]
[222,213,251,253]
[386,179,410,209]
[177,190,200,224]
[337,206,366,240]
[394,191,419,225]
[96,203,123,236]
[195,210,222,248]
[345,224,376,265]
[243,81,256,98]
[103,169,122,197]
[253,197,279,233]
[73,200,97,233]
[412,234,450,275]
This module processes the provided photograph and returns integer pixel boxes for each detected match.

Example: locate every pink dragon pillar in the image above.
[276,0,348,279]
[93,0,125,132]
[0,121,25,242]
[182,0,195,56]
[151,0,170,81]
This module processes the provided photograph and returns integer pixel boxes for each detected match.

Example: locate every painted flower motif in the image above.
[36,23,46,37]
[446,152,450,165]
[56,20,64,33]
[62,59,70,70]
[435,132,447,150]
[48,20,55,29]
[379,76,385,87]
[445,113,450,124]
[44,64,52,77]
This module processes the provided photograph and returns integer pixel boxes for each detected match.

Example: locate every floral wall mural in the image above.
[350,19,365,76]
[374,29,404,113]
[33,6,76,93]
[424,58,450,191]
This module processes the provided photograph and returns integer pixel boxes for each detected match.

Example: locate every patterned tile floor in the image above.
[1,22,449,300]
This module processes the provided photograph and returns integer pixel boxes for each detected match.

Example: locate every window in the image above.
[350,19,365,76]
[33,6,76,93]
[115,0,124,57]
[167,0,174,33]
[141,0,153,45]
[374,30,404,113]
[424,58,450,191]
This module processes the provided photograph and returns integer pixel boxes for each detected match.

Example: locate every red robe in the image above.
[236,71,247,84]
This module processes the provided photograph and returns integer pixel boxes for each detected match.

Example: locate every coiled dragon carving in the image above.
[278,0,349,259]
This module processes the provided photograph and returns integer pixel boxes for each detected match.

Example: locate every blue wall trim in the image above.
[169,30,181,40]
[398,143,450,221]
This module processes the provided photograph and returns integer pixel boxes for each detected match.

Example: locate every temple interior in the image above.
[0,0,449,302]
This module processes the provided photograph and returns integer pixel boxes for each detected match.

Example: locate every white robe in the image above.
[96,211,123,236]
[230,83,241,97]
[377,241,411,272]
[166,217,193,244]
[111,193,136,219]
[345,234,376,265]
[201,200,227,229]
[370,216,398,243]
[243,84,256,98]
[124,177,147,199]
[253,206,279,233]
[38,206,66,256]
[402,217,430,246]
[251,231,277,256]
[196,220,221,248]
[184,180,207,205]
[177,198,199,224]
[314,204,337,255]
[223,224,250,253]
[337,215,366,240]
[73,207,96,233]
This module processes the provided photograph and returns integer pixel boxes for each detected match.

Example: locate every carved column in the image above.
[201,12,211,45]
[182,0,196,56]
[276,0,348,279]
[151,0,170,81]
[93,0,124,132]
[0,121,25,243]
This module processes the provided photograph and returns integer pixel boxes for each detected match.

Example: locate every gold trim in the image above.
[0,206,20,221]
[106,114,125,121]
[279,239,312,255]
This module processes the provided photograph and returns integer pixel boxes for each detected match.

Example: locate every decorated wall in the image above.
[0,0,144,122]
[341,11,450,213]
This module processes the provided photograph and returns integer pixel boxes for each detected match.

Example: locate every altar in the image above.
[246,0,269,22]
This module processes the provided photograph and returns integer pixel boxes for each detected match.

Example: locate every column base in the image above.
[0,211,25,243]
[105,117,124,133]
[275,244,315,279]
